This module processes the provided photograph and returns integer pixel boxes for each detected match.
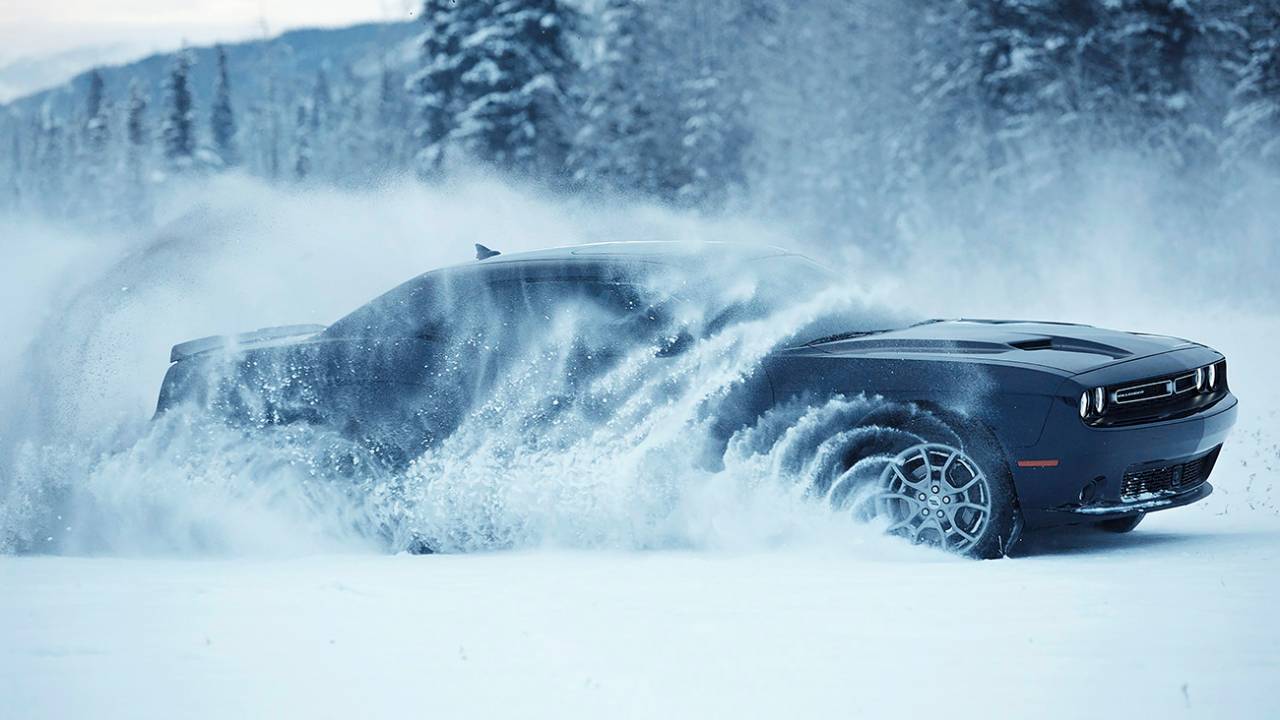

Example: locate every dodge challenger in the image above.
[155,241,1237,558]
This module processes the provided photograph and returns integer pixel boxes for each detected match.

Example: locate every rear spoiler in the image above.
[169,324,328,363]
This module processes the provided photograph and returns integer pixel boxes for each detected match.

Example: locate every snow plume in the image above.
[370,281,884,553]
[2,167,1277,556]
[0,174,919,555]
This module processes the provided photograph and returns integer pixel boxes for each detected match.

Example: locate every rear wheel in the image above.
[1096,514,1144,533]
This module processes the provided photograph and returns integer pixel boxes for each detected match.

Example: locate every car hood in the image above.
[797,320,1197,376]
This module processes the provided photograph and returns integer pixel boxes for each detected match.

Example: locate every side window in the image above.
[325,274,456,339]
[328,271,676,344]
[477,279,670,341]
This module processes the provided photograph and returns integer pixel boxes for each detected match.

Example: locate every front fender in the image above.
[762,354,1060,449]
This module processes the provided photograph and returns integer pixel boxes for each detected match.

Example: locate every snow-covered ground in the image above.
[2,180,1278,718]
[3,507,1278,719]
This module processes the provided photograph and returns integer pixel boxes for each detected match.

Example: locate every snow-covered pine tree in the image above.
[126,82,148,150]
[77,69,113,218]
[570,0,677,196]
[161,50,196,170]
[311,69,333,132]
[258,78,285,181]
[1105,0,1205,166]
[304,69,336,177]
[971,0,1097,181]
[83,70,110,157]
[124,80,153,222]
[292,101,313,181]
[211,45,238,167]
[1224,2,1280,168]
[409,0,489,176]
[34,108,67,216]
[675,64,747,209]
[3,121,22,212]
[328,65,370,184]
[451,0,580,178]
[377,66,411,173]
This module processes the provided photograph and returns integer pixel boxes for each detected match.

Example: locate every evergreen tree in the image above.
[311,69,333,131]
[409,0,489,175]
[329,65,370,183]
[76,69,113,218]
[162,50,196,168]
[211,45,238,166]
[34,109,66,215]
[570,0,677,196]
[451,0,580,177]
[972,1,1104,177]
[675,65,747,209]
[1106,0,1205,165]
[257,76,285,181]
[126,81,148,148]
[292,102,313,181]
[83,70,109,156]
[3,121,22,212]
[376,66,410,172]
[124,80,153,221]
[304,69,335,177]
[1224,2,1280,167]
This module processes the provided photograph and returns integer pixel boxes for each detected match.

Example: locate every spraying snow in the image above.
[0,174,1277,720]
[2,175,1277,556]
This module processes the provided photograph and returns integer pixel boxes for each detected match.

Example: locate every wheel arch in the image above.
[909,400,1027,551]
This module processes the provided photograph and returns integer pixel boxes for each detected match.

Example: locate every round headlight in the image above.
[1194,367,1205,391]
[1079,391,1091,419]
[1094,387,1106,413]
[1207,363,1217,390]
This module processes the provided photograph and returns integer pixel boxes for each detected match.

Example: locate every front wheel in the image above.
[862,441,1021,559]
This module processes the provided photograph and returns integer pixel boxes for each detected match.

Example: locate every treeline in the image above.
[1,0,1279,235]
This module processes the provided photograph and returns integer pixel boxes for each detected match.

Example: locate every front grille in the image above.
[1087,359,1228,427]
[1113,377,1178,404]
[1121,447,1220,500]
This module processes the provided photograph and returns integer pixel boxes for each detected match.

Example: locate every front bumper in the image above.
[1051,481,1213,519]
[1012,386,1237,529]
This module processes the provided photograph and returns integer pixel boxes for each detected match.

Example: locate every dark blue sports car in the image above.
[156,242,1237,558]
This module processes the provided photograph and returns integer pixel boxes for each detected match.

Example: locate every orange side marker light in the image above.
[1016,459,1060,468]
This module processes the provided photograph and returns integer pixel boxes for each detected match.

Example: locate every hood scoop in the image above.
[1007,335,1132,359]
[816,337,1013,354]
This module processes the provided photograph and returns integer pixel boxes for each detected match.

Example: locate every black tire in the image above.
[830,403,1023,559]
[1096,514,1144,533]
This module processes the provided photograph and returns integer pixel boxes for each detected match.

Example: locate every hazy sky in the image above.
[0,0,418,59]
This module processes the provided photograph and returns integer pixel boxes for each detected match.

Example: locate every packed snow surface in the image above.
[3,511,1278,719]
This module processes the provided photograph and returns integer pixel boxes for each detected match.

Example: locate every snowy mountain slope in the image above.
[0,22,417,119]
[0,44,149,103]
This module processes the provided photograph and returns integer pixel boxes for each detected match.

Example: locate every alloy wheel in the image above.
[865,442,993,554]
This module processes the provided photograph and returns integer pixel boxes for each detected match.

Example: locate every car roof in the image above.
[325,241,838,338]
[467,240,794,267]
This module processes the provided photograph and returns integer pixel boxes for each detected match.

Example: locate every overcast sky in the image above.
[0,0,418,59]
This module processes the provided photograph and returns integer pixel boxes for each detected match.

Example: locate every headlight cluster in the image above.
[1194,362,1222,392]
[1078,360,1224,421]
[1078,387,1107,419]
